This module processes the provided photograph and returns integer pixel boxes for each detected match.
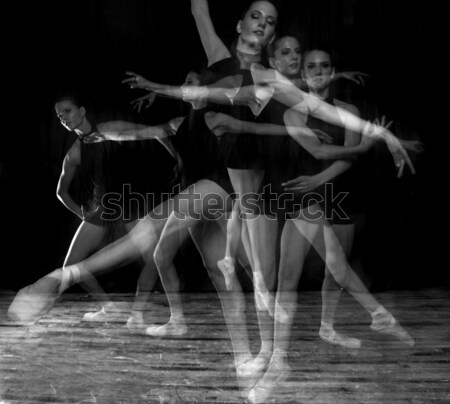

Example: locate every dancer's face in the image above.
[237,1,278,49]
[55,100,86,132]
[302,50,335,92]
[270,36,301,78]
[183,71,201,87]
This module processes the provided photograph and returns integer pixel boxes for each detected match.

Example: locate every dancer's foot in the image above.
[126,311,145,331]
[217,257,236,291]
[83,306,117,322]
[247,352,291,404]
[236,352,271,378]
[7,269,67,324]
[235,354,265,400]
[319,325,361,349]
[370,309,415,347]
[235,353,254,372]
[145,320,187,337]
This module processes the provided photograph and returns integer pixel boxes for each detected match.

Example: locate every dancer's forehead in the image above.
[55,100,78,114]
[243,1,278,22]
[302,50,332,65]
[274,37,300,53]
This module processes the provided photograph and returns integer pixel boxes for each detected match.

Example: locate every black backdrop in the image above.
[1,0,447,291]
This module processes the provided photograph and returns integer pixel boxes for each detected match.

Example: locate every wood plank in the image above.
[1,288,449,403]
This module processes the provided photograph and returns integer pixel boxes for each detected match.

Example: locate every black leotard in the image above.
[305,97,355,225]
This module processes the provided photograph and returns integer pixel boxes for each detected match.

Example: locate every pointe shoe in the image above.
[236,354,270,378]
[217,257,235,291]
[126,314,145,331]
[7,275,61,324]
[370,313,415,347]
[82,307,116,322]
[247,357,291,404]
[236,357,265,400]
[145,321,188,337]
[319,326,361,349]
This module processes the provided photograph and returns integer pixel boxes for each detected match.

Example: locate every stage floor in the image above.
[0,288,449,403]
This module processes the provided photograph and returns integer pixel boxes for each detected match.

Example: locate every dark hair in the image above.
[301,47,335,70]
[267,33,300,59]
[240,0,281,20]
[54,91,86,109]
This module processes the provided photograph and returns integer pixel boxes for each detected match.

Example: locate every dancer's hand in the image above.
[341,71,370,86]
[313,129,333,144]
[399,139,424,154]
[83,132,105,143]
[382,131,415,177]
[122,71,154,90]
[373,116,424,156]
[204,111,241,137]
[130,92,158,113]
[282,174,322,193]
[373,115,393,131]
[369,116,415,176]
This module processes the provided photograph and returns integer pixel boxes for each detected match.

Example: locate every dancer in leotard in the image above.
[115,1,283,387]
[216,36,370,295]
[53,93,164,323]
[245,44,417,403]
[192,35,419,402]
[9,65,259,397]
[7,85,188,327]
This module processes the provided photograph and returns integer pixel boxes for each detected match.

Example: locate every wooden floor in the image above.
[0,288,449,404]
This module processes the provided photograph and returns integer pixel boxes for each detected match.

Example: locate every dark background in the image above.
[1,0,447,292]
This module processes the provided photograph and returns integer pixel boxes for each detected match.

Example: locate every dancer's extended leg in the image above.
[248,217,318,404]
[7,200,170,324]
[64,221,110,303]
[242,214,278,375]
[148,180,233,337]
[319,223,361,348]
[321,224,414,346]
[191,220,256,399]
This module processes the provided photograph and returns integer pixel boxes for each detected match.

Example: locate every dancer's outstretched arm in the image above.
[84,118,184,160]
[205,111,374,160]
[122,72,417,176]
[86,118,183,141]
[250,65,415,176]
[122,66,412,175]
[122,72,243,108]
[292,71,370,91]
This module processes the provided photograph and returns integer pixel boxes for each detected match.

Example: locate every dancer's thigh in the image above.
[170,180,232,219]
[331,224,355,257]
[64,221,107,266]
